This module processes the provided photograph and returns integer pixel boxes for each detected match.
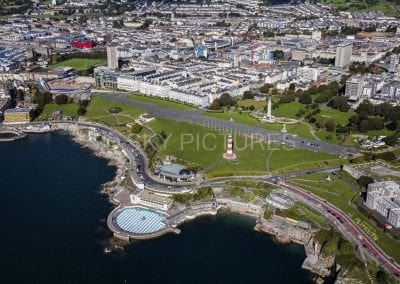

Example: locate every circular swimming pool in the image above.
[114,207,167,235]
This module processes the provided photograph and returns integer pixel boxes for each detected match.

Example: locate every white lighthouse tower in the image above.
[223,135,237,160]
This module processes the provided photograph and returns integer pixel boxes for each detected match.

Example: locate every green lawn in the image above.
[268,148,343,174]
[36,103,79,120]
[316,108,356,126]
[261,123,315,140]
[272,101,305,119]
[85,95,145,125]
[202,112,315,141]
[146,119,344,177]
[289,173,400,263]
[202,111,259,125]
[127,94,194,110]
[237,99,267,110]
[49,58,106,71]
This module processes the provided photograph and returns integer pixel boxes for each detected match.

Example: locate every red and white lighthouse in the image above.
[223,135,237,160]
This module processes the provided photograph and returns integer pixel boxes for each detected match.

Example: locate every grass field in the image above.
[289,173,400,262]
[316,108,356,126]
[237,99,267,110]
[49,58,106,71]
[272,101,305,119]
[146,119,344,177]
[202,111,260,125]
[85,95,145,125]
[36,103,79,120]
[261,123,315,140]
[203,111,315,140]
[127,94,194,110]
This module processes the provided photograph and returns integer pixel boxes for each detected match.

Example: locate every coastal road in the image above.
[97,94,358,156]
[11,121,400,277]
[280,181,400,277]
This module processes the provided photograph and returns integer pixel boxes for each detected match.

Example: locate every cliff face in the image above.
[255,217,336,283]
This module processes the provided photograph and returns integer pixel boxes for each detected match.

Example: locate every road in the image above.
[7,121,399,276]
[280,181,400,277]
[97,94,358,156]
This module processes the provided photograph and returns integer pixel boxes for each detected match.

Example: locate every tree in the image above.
[209,99,221,110]
[383,135,397,146]
[328,96,350,112]
[356,100,374,115]
[367,117,384,131]
[260,84,272,94]
[325,119,335,132]
[16,89,25,101]
[243,91,254,100]
[219,93,235,107]
[299,93,312,104]
[386,120,398,131]
[77,106,87,116]
[54,94,68,105]
[358,120,369,133]
[357,176,374,189]
[374,152,396,161]
[130,123,143,134]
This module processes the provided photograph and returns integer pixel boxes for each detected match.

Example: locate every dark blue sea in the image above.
[0,132,312,284]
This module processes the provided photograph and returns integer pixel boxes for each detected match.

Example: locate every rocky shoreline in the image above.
[255,216,337,284]
[27,125,342,283]
[52,125,339,283]
[52,124,129,203]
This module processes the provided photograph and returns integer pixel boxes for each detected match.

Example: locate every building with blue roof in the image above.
[157,163,195,181]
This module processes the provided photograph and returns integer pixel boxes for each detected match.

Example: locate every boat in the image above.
[23,125,52,133]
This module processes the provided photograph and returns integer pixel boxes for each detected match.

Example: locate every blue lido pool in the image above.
[115,207,167,234]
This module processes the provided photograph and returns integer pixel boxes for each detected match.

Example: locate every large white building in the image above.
[365,181,400,228]
[389,54,399,73]
[345,76,364,102]
[117,75,209,107]
[335,42,353,68]
[107,43,119,70]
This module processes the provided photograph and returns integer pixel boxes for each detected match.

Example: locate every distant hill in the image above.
[0,0,32,16]
[319,0,400,17]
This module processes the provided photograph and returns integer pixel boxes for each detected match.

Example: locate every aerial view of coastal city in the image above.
[1,0,400,283]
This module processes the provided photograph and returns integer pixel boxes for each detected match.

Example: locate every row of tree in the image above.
[356,100,400,124]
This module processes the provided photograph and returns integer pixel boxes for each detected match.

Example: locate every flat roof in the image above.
[4,108,31,113]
